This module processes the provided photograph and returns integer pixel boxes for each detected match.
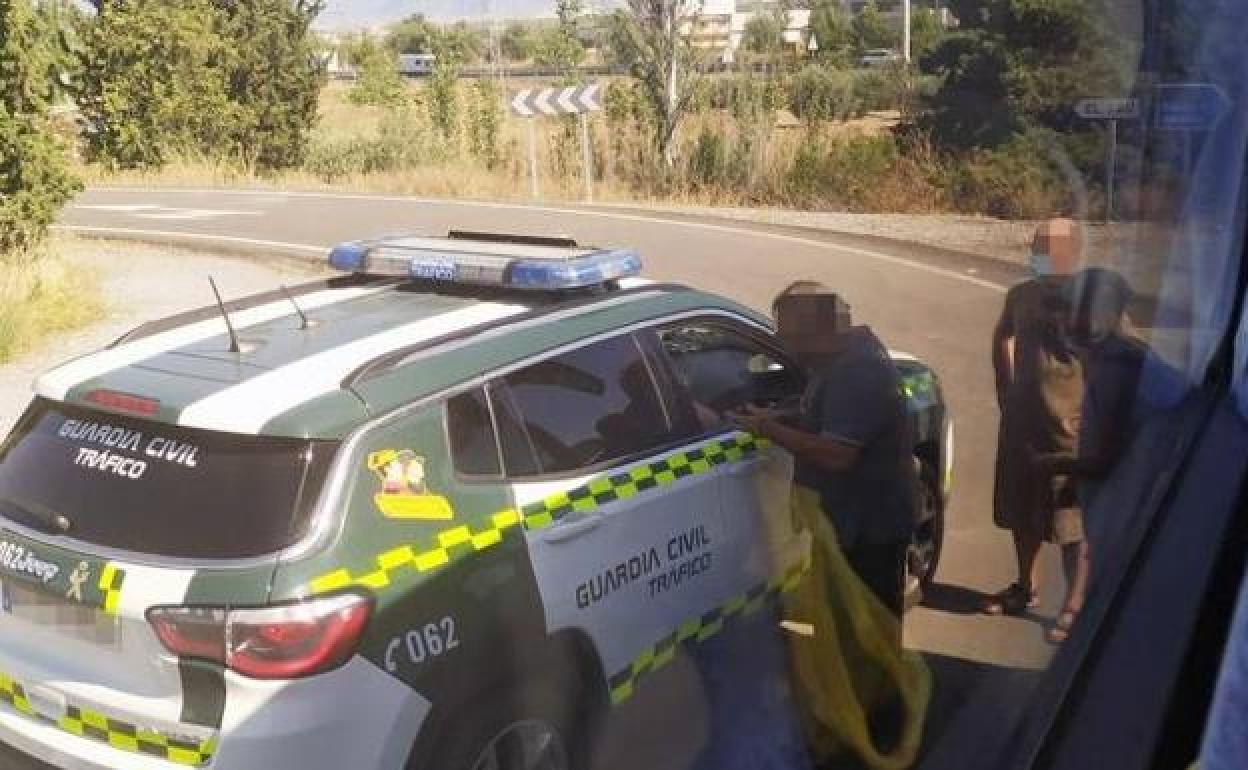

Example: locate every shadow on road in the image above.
[919,582,993,615]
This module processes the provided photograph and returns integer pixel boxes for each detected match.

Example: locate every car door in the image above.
[493,331,748,709]
[647,318,811,604]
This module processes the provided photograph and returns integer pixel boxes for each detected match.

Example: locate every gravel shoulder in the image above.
[0,236,325,436]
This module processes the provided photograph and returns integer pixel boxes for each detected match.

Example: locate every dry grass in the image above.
[0,247,105,363]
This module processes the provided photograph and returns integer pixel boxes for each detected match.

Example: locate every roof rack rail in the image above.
[446,230,580,249]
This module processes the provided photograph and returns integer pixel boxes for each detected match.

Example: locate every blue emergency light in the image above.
[328,234,642,291]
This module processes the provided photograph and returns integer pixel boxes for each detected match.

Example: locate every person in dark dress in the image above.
[983,221,1086,618]
[1034,268,1145,641]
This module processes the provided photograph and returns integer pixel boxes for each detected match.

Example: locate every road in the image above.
[56,188,1061,742]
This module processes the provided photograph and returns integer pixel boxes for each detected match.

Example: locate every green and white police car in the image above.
[0,232,951,770]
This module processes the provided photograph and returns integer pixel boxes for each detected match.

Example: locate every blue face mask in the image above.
[1028,252,1054,277]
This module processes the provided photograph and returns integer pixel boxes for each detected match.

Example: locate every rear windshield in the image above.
[0,399,339,560]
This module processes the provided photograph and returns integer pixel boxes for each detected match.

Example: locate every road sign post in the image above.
[1075,97,1139,223]
[510,83,603,202]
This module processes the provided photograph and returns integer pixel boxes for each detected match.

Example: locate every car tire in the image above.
[410,669,596,770]
[907,464,945,595]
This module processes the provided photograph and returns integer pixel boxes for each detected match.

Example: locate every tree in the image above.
[501,22,533,61]
[427,27,465,139]
[348,33,403,106]
[852,0,898,52]
[76,0,234,169]
[531,25,586,75]
[214,0,325,171]
[909,7,945,63]
[809,0,853,63]
[607,0,706,167]
[922,0,1129,150]
[0,0,81,255]
[741,9,786,58]
[388,13,434,54]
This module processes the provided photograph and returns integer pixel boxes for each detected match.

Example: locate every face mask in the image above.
[1029,252,1054,277]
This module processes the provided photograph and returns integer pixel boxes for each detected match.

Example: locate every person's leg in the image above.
[845,544,906,619]
[1060,539,1090,613]
[1016,528,1043,595]
[983,527,1043,615]
[1048,539,1090,643]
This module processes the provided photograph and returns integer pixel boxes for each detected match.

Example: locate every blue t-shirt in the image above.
[794,327,917,548]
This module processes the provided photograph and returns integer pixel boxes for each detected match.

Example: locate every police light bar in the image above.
[328,235,642,291]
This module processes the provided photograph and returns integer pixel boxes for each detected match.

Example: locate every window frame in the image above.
[487,330,688,482]
[645,315,807,442]
[442,384,507,483]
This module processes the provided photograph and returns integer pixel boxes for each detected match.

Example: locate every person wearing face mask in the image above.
[1032,268,1145,642]
[982,217,1087,621]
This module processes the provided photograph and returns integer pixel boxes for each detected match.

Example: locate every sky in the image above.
[316,0,584,29]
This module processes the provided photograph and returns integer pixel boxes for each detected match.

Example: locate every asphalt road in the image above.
[55,188,1061,742]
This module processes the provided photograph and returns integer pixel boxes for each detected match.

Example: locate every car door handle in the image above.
[541,512,604,543]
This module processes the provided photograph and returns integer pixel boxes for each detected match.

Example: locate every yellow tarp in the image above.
[784,486,933,770]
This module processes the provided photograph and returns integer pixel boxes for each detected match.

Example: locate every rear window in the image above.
[0,399,338,560]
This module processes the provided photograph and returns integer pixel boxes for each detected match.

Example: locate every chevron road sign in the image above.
[509,83,602,117]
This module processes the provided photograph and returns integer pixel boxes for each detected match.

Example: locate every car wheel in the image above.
[411,673,594,770]
[471,719,569,770]
[906,464,945,599]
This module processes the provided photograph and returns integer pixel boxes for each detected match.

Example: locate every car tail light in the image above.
[147,594,372,680]
[84,389,161,417]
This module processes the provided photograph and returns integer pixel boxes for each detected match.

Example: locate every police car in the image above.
[0,232,951,770]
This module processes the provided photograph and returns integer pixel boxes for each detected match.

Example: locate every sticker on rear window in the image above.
[58,418,202,481]
[0,541,60,583]
[368,449,453,520]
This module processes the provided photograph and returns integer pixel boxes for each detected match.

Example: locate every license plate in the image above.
[0,579,117,645]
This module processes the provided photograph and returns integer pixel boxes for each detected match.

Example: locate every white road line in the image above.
[77,189,1011,293]
[50,225,324,255]
[178,302,527,434]
[35,285,389,400]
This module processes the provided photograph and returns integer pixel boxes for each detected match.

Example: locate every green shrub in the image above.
[790,65,858,121]
[949,131,1070,218]
[1,0,81,255]
[688,128,728,188]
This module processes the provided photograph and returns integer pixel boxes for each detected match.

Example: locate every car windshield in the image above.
[0,400,338,560]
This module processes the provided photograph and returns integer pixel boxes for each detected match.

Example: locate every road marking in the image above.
[72,203,262,221]
[50,225,324,255]
[78,188,1011,293]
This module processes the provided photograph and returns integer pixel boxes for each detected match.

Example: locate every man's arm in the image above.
[733,406,861,474]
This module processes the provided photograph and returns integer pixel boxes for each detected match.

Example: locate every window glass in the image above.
[658,321,803,422]
[0,399,335,559]
[493,334,674,476]
[445,387,501,477]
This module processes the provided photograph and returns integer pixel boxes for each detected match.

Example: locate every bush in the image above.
[790,65,858,122]
[1,0,81,255]
[950,131,1071,219]
[688,128,728,189]
[0,250,103,362]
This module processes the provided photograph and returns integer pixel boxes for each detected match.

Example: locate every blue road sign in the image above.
[1155,83,1230,131]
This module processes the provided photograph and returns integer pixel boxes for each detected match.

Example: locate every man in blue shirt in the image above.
[735,284,918,616]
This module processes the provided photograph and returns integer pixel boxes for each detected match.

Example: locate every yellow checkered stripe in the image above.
[0,673,215,766]
[607,558,809,705]
[899,371,934,400]
[97,563,125,615]
[308,434,769,596]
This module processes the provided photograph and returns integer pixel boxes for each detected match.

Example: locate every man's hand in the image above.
[729,403,777,436]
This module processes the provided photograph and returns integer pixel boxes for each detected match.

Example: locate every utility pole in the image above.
[902,0,912,63]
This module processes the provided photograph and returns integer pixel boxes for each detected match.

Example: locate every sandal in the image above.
[981,582,1039,616]
[1047,609,1078,643]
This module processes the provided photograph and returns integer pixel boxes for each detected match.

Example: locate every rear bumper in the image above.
[0,658,429,770]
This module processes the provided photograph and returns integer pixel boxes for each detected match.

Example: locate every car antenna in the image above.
[281,285,318,329]
[208,276,243,354]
